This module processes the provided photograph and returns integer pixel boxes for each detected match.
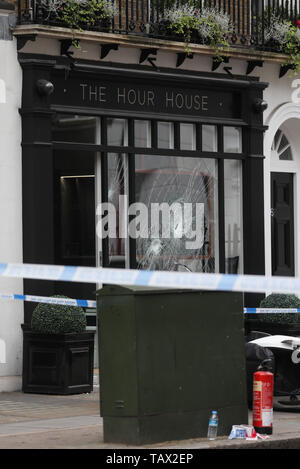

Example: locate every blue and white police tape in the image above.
[244,308,300,314]
[0,292,298,314]
[0,293,96,308]
[2,262,300,295]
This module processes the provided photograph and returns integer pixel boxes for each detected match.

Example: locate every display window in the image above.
[51,114,244,274]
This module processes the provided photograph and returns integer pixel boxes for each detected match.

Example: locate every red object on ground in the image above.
[252,366,274,435]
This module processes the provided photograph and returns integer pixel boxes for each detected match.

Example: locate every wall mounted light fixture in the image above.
[36,79,54,97]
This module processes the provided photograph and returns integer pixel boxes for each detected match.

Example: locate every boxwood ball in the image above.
[31,295,87,334]
[258,293,300,324]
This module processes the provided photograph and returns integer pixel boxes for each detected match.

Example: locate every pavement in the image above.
[1,380,300,450]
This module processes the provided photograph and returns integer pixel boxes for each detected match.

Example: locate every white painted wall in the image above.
[0,17,23,391]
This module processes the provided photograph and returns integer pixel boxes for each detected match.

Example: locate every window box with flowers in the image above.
[264,13,300,73]
[161,4,200,53]
[39,0,117,40]
[196,7,231,60]
[162,5,230,59]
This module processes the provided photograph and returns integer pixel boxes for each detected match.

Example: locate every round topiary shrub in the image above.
[258,293,300,324]
[31,295,87,334]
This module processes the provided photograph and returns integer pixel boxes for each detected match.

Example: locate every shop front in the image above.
[19,55,268,319]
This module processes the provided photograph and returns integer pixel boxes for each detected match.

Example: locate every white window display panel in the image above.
[224,126,242,154]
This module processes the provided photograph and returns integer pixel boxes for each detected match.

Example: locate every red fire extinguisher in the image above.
[252,359,274,435]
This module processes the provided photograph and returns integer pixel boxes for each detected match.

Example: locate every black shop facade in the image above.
[19,54,268,321]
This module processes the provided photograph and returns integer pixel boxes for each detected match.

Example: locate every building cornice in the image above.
[13,24,290,65]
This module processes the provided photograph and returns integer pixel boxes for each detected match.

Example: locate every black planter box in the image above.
[245,318,300,338]
[97,286,248,445]
[22,325,95,395]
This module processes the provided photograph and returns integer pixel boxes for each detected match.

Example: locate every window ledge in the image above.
[13,24,289,65]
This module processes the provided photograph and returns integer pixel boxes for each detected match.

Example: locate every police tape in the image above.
[244,308,300,314]
[0,292,299,315]
[1,262,300,295]
[0,293,96,308]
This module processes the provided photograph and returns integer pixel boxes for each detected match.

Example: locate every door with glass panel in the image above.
[271,172,295,277]
[52,114,100,299]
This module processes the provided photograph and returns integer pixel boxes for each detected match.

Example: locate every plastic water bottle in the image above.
[207,411,218,440]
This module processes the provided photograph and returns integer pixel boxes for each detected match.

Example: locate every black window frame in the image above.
[51,109,246,274]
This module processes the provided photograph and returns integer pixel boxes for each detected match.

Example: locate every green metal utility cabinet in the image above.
[97,285,247,445]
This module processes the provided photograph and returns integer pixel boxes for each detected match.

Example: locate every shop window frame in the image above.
[51,109,246,274]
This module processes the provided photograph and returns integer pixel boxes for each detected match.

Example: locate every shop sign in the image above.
[54,78,240,118]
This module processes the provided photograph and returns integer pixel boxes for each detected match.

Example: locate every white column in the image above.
[0,9,23,392]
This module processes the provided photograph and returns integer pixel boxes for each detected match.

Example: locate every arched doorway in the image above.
[264,104,300,278]
[270,128,295,276]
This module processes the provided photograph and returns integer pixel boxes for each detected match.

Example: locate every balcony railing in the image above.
[16,0,300,51]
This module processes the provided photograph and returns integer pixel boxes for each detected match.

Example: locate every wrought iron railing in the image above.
[16,0,300,50]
